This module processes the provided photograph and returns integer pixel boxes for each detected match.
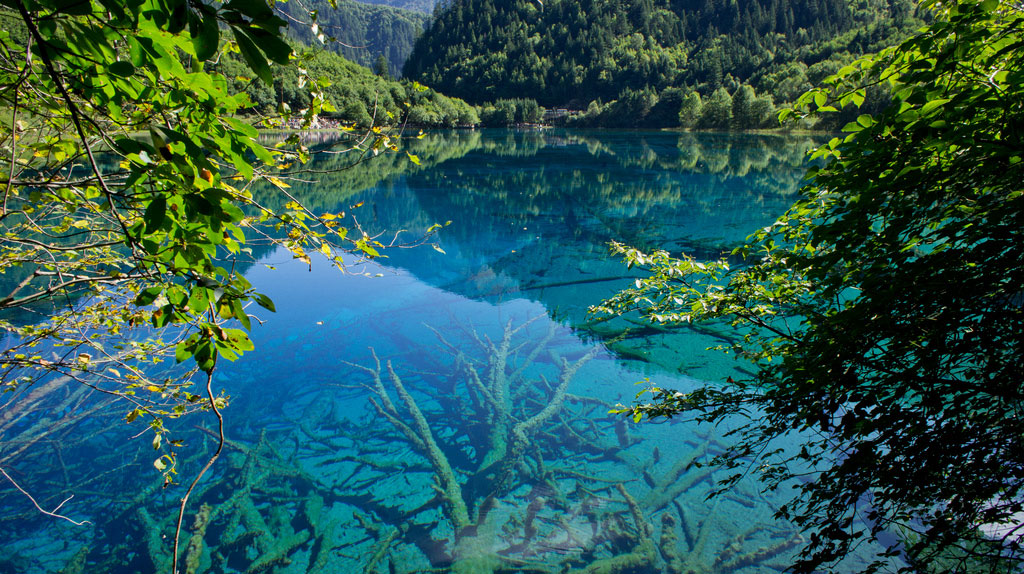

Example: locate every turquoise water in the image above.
[1,130,883,573]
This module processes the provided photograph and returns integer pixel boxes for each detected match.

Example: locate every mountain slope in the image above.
[280,0,430,76]
[214,41,478,128]
[350,0,436,14]
[404,0,918,110]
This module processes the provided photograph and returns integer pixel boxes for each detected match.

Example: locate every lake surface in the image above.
[1,130,884,573]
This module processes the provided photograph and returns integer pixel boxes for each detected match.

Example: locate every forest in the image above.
[0,7,477,130]
[3,0,1022,570]
[211,46,480,128]
[278,0,430,77]
[404,0,921,127]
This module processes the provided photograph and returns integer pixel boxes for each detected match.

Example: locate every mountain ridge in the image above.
[403,0,919,123]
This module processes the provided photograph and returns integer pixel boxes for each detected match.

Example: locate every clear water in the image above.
[1,130,883,573]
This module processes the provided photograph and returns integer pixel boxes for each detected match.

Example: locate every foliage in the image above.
[479,98,543,126]
[594,0,1024,572]
[404,0,921,127]
[730,84,756,129]
[565,83,775,130]
[678,91,702,128]
[700,87,733,129]
[0,0,413,489]
[212,43,478,128]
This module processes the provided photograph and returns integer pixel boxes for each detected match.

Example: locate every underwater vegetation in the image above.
[4,314,804,573]
[0,130,847,573]
[330,317,804,574]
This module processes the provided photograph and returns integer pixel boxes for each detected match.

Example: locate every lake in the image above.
[1,130,885,573]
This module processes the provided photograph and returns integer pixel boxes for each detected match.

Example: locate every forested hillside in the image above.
[1,3,468,129]
[405,0,920,127]
[213,46,478,128]
[280,0,429,76]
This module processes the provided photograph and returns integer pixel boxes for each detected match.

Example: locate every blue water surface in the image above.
[1,130,889,573]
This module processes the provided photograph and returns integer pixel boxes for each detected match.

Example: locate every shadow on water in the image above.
[1,130,896,574]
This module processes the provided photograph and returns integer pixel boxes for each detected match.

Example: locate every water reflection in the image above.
[1,130,878,574]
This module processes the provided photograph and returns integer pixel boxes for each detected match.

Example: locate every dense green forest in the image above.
[405,0,921,127]
[279,0,429,77]
[214,43,479,128]
[0,3,471,128]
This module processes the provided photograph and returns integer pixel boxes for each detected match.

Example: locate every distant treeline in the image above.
[404,0,922,128]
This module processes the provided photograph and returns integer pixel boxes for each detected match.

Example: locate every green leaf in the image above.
[225,117,259,139]
[356,237,381,258]
[919,98,951,116]
[175,339,192,363]
[108,60,136,77]
[187,287,211,313]
[221,328,254,354]
[191,8,220,61]
[143,195,166,233]
[51,0,94,16]
[233,28,273,85]
[245,26,292,65]
[126,36,150,68]
[255,293,276,312]
[151,304,174,328]
[135,286,163,306]
[224,0,275,21]
[232,299,251,330]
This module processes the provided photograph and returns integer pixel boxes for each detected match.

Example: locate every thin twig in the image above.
[170,363,223,574]
[14,1,138,254]
[3,33,31,217]
[0,466,92,526]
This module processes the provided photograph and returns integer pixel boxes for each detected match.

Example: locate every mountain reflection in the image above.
[2,130,835,574]
[349,129,816,296]
[248,129,821,376]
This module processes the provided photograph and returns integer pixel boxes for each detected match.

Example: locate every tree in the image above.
[699,86,732,129]
[405,0,919,110]
[375,53,391,78]
[730,83,756,129]
[594,1,1024,572]
[608,87,658,127]
[0,0,414,566]
[749,93,775,128]
[678,90,703,127]
[482,99,516,126]
[647,85,684,126]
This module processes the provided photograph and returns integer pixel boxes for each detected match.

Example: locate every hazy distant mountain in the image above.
[280,0,430,76]
[351,0,437,14]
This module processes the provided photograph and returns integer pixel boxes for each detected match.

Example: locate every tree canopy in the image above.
[595,0,1024,571]
[404,0,920,128]
[0,0,437,547]
[213,44,479,128]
